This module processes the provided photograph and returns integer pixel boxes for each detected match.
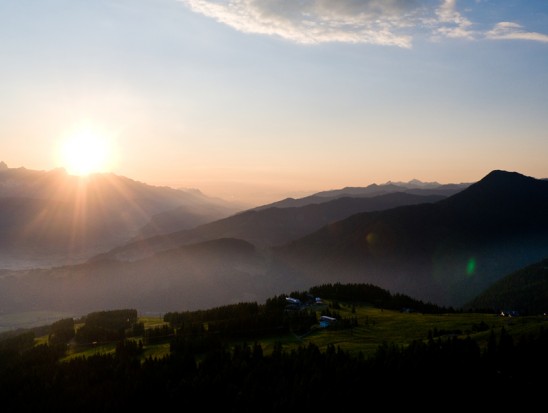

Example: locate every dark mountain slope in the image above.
[0,190,446,315]
[94,192,445,262]
[438,170,548,230]
[277,170,548,307]
[466,258,548,314]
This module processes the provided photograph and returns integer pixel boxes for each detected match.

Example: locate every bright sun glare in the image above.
[59,128,113,176]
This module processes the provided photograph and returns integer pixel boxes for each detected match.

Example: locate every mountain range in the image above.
[254,180,469,210]
[0,163,242,269]
[277,170,548,306]
[1,166,547,318]
[93,191,447,262]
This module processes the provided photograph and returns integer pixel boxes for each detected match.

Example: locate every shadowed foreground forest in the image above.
[1,284,547,411]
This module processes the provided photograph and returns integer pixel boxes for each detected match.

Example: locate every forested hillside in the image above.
[466,258,548,314]
[1,283,547,410]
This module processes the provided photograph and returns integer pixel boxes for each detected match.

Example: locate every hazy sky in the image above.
[2,0,548,205]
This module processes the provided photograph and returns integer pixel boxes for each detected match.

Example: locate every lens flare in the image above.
[466,257,476,277]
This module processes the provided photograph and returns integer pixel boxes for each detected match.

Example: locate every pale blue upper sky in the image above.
[1,0,548,205]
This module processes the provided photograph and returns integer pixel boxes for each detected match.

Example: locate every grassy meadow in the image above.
[267,303,547,357]
[34,300,548,362]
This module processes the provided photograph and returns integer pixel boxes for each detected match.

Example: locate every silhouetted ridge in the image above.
[276,169,548,307]
[445,170,548,208]
[255,179,469,210]
[435,170,548,236]
[91,191,445,262]
[479,170,546,193]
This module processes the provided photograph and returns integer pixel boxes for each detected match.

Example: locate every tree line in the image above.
[309,282,456,313]
[1,325,546,411]
[1,283,543,410]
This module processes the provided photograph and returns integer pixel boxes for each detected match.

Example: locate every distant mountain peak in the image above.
[385,179,441,189]
[0,161,7,170]
[472,170,540,190]
[437,169,548,214]
[480,169,528,181]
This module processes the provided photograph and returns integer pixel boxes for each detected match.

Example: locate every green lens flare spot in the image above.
[466,258,476,277]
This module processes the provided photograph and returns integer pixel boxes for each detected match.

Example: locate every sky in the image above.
[1,0,548,206]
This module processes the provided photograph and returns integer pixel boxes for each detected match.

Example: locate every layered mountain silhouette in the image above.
[92,192,446,262]
[255,180,469,210]
[277,170,548,306]
[0,168,546,316]
[0,164,241,269]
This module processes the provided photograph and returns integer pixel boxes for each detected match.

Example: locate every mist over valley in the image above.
[1,165,547,324]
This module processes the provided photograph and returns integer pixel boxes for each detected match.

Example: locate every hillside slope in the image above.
[94,192,445,262]
[277,170,548,307]
[0,164,240,268]
[466,258,548,314]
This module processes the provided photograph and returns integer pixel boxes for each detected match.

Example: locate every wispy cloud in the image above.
[180,0,548,47]
[181,0,422,48]
[486,22,548,43]
[433,0,474,40]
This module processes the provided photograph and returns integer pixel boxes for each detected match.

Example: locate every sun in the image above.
[59,128,113,176]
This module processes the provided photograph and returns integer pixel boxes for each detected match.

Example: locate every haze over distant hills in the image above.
[278,170,548,306]
[255,179,469,210]
[1,168,547,319]
[0,163,242,269]
[95,191,447,262]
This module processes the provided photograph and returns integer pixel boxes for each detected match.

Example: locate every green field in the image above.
[266,303,547,357]
[58,315,171,361]
[35,301,548,362]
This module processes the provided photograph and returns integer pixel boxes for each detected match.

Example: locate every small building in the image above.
[500,310,519,317]
[286,297,302,305]
[319,315,337,328]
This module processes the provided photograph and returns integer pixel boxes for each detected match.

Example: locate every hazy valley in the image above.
[4,1,548,407]
[1,165,547,323]
[0,163,242,270]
